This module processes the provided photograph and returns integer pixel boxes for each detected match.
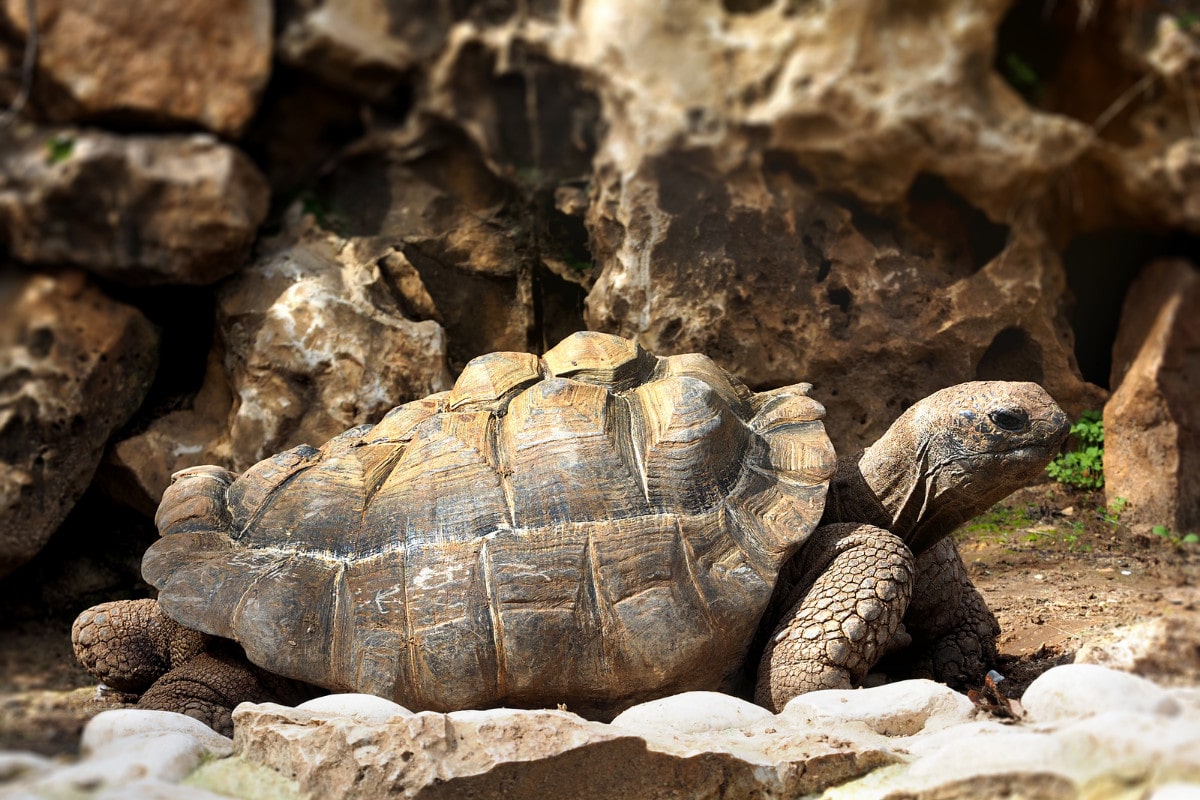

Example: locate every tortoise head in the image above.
[857,381,1070,554]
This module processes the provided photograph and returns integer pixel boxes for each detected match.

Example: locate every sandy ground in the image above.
[1,481,1196,756]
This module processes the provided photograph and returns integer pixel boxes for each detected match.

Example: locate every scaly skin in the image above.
[72,599,208,693]
[73,598,314,736]
[759,381,1067,708]
[755,523,914,711]
[885,536,1001,686]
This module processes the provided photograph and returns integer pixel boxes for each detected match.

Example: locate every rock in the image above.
[293,694,412,724]
[1075,616,1200,687]
[1104,259,1200,534]
[0,709,234,798]
[609,691,773,736]
[1042,10,1200,234]
[1,0,272,136]
[586,173,1098,448]
[0,270,157,577]
[81,709,234,761]
[276,0,455,100]
[0,125,269,286]
[780,679,978,737]
[223,701,892,799]
[1020,663,1182,723]
[315,125,538,371]
[108,214,454,489]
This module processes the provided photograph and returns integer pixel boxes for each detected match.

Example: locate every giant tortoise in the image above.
[73,331,1069,732]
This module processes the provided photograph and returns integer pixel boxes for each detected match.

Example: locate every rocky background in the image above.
[2,0,1200,681]
[2,0,1200,599]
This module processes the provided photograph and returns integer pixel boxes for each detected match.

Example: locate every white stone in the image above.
[1022,664,1182,723]
[0,750,54,782]
[609,691,774,736]
[780,679,978,737]
[1148,783,1200,800]
[2,710,235,798]
[295,693,412,723]
[81,709,234,758]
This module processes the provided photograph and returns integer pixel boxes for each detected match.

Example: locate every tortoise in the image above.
[72,331,1069,733]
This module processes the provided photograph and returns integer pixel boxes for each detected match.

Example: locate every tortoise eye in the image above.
[989,408,1029,432]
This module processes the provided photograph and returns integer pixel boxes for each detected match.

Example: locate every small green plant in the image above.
[1151,525,1200,547]
[1100,496,1128,526]
[44,134,75,165]
[1046,410,1104,490]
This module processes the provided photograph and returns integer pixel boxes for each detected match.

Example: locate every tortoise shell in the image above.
[143,332,835,715]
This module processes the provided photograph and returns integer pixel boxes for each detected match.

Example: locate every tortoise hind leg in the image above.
[755,523,914,712]
[137,643,319,737]
[74,598,318,736]
[879,536,1000,687]
[72,598,208,693]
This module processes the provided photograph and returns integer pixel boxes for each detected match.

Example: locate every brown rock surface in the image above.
[316,124,540,370]
[223,701,892,800]
[0,125,269,286]
[1,0,272,136]
[0,270,157,577]
[1104,259,1200,533]
[108,215,454,501]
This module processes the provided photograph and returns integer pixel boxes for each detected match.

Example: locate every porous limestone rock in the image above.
[1021,663,1182,723]
[220,700,893,800]
[0,125,269,286]
[0,270,157,577]
[1,709,234,799]
[276,0,455,100]
[1,0,272,136]
[1075,616,1200,688]
[1104,259,1200,533]
[108,214,454,497]
[314,124,538,371]
[6,668,1200,799]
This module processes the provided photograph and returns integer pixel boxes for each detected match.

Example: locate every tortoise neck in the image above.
[822,423,963,557]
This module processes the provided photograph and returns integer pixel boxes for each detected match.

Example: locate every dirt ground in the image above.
[1,480,1197,756]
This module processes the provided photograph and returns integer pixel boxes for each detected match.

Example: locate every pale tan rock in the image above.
[108,215,454,491]
[1075,616,1200,688]
[226,701,893,800]
[277,0,457,100]
[1021,663,1181,723]
[0,270,157,576]
[1,0,271,136]
[587,178,1098,448]
[1103,259,1200,533]
[0,126,269,286]
[780,679,977,737]
[316,126,537,371]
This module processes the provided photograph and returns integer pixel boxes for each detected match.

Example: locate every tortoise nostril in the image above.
[989,409,1029,432]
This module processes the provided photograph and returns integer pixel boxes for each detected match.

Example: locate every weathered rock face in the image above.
[7,667,1189,800]
[0,271,157,577]
[1,0,273,136]
[1104,260,1200,533]
[0,126,270,286]
[108,216,454,507]
[315,124,541,371]
[586,161,1096,447]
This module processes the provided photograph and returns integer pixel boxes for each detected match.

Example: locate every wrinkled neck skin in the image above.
[822,381,1070,556]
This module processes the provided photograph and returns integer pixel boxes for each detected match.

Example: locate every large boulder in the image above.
[0,270,157,577]
[1,0,272,136]
[108,215,454,507]
[0,126,269,286]
[1104,259,1200,533]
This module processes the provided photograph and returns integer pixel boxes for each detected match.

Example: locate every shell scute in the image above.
[499,378,649,527]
